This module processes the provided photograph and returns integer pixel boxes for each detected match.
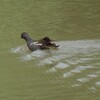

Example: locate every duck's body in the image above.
[21,32,59,51]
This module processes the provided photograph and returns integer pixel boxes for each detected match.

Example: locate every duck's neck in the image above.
[24,37,34,43]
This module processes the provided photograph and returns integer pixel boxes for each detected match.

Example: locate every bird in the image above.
[21,32,59,51]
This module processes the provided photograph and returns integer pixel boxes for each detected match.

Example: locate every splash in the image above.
[11,39,100,67]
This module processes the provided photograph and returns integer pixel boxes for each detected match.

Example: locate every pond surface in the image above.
[0,0,100,100]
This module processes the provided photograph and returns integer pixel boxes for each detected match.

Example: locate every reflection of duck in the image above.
[21,32,59,51]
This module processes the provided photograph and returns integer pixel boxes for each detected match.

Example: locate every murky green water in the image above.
[0,0,100,100]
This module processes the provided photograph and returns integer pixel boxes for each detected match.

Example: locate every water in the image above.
[0,0,100,100]
[10,40,100,100]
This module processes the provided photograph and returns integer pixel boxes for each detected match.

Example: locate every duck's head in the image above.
[21,32,29,39]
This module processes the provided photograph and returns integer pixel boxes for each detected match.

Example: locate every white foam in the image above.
[87,74,98,78]
[63,65,93,78]
[31,50,47,57]
[95,82,100,86]
[54,62,69,69]
[39,59,53,65]
[20,54,35,61]
[20,50,49,61]
[72,84,81,87]
[77,78,90,83]
[88,87,97,93]
[47,68,57,73]
[63,72,72,78]
[11,44,29,53]
[72,65,92,72]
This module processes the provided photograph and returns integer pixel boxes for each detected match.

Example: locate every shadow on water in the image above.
[11,39,100,93]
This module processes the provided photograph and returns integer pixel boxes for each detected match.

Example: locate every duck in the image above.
[21,32,59,51]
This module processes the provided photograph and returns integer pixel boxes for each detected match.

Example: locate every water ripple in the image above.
[11,39,100,92]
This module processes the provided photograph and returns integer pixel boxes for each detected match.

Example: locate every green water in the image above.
[0,0,100,100]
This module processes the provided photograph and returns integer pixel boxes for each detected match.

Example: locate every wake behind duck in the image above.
[21,32,59,51]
